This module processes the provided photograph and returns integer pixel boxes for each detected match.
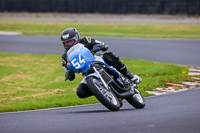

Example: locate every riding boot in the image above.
[118,65,134,81]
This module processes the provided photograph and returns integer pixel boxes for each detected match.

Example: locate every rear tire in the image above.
[87,76,120,111]
[126,88,145,109]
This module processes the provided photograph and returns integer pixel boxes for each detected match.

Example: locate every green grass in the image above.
[0,20,200,38]
[0,52,190,112]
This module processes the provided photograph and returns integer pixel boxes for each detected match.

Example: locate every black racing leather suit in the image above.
[62,37,126,98]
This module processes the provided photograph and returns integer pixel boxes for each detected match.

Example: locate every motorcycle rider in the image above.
[61,28,141,98]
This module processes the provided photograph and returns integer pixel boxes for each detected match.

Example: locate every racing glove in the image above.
[65,70,75,81]
[101,43,109,51]
[93,44,102,51]
[93,43,108,51]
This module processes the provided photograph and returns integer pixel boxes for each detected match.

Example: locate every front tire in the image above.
[87,76,120,111]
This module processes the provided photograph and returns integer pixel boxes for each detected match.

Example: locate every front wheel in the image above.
[126,88,145,109]
[87,76,120,111]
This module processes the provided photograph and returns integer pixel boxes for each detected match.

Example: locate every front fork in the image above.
[132,84,140,95]
[92,66,110,90]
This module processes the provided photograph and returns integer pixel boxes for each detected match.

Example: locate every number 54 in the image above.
[71,55,85,69]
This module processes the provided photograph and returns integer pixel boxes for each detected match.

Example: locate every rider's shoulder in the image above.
[79,37,95,44]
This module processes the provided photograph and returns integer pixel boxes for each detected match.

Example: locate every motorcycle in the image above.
[66,43,145,111]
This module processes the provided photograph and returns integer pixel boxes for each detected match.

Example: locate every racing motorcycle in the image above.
[66,43,145,111]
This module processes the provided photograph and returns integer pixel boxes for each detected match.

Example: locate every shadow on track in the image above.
[67,108,136,114]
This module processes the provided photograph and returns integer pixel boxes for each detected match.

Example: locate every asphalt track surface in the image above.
[0,35,200,133]
[0,35,200,66]
[0,88,200,133]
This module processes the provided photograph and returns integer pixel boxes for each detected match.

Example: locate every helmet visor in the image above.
[64,40,75,46]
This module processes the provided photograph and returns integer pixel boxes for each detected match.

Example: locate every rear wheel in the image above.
[126,88,145,109]
[87,76,120,111]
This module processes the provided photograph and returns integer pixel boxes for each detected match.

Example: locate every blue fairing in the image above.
[67,44,95,73]
[67,43,120,77]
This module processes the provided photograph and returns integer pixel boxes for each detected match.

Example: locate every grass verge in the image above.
[0,52,190,113]
[0,20,200,38]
